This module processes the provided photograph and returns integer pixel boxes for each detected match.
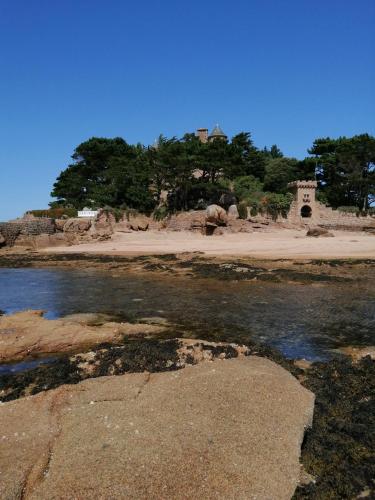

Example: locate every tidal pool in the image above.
[0,267,374,362]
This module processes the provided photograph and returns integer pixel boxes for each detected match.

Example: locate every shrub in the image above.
[337,206,359,214]
[153,206,170,221]
[237,201,248,220]
[233,175,263,201]
[261,192,293,219]
[28,208,78,219]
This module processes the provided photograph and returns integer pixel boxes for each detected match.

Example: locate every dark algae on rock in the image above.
[294,356,375,499]
[0,339,180,402]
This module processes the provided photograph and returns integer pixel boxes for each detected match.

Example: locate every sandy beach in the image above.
[43,228,375,259]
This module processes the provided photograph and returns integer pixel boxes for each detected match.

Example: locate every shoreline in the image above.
[39,228,375,260]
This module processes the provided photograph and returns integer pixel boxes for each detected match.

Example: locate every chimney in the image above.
[196,128,208,143]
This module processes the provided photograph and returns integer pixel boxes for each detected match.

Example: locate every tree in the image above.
[51,137,156,212]
[263,157,299,193]
[309,134,375,210]
[263,144,283,159]
[229,132,266,180]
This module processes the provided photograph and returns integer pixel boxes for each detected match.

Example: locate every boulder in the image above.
[128,215,149,231]
[0,357,314,500]
[113,221,132,233]
[205,204,228,226]
[306,227,334,238]
[63,218,91,234]
[227,204,239,219]
[54,219,66,231]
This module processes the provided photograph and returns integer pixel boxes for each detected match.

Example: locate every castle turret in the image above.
[287,180,318,222]
[208,124,227,142]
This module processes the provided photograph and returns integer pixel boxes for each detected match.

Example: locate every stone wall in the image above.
[0,219,55,246]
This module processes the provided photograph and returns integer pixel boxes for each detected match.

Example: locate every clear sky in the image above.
[0,0,374,220]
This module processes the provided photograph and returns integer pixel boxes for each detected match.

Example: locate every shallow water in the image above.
[0,267,374,362]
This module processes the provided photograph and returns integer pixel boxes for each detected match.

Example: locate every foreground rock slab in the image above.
[0,357,314,499]
[0,310,165,362]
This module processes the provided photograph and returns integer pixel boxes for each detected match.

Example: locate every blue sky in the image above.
[0,0,374,220]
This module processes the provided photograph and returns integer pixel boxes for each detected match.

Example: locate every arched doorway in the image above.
[301,205,312,218]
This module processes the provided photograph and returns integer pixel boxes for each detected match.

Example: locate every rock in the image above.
[34,234,68,249]
[0,357,314,500]
[128,215,149,231]
[219,192,237,210]
[63,218,91,233]
[306,227,334,237]
[92,211,115,238]
[205,204,228,226]
[336,345,375,361]
[0,310,167,362]
[113,221,132,233]
[0,233,5,246]
[227,204,239,219]
[54,219,66,231]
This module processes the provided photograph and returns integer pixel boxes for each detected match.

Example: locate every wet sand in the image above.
[42,229,375,259]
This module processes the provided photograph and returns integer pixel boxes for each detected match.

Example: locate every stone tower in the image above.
[287,180,318,222]
[196,128,208,143]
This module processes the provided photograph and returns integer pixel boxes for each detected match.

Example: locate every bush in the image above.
[238,201,248,220]
[261,192,293,219]
[233,175,263,201]
[337,206,359,214]
[28,208,78,219]
[153,206,169,221]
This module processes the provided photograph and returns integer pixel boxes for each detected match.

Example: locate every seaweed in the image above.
[294,356,375,499]
[0,357,82,402]
[0,339,181,402]
[188,261,349,283]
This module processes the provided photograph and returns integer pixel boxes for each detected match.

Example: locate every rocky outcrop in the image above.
[0,356,314,499]
[0,310,166,362]
[92,210,115,237]
[63,218,92,233]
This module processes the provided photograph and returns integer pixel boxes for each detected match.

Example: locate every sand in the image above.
[43,228,375,259]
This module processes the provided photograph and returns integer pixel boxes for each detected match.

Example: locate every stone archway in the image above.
[301,205,312,218]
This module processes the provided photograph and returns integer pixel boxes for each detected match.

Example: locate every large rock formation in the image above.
[0,310,166,362]
[0,356,314,499]
[205,204,228,226]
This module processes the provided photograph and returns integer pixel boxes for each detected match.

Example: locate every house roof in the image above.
[209,124,227,138]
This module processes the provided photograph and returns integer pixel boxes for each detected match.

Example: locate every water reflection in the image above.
[0,268,374,361]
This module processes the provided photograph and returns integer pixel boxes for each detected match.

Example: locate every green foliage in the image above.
[237,201,248,219]
[101,207,125,222]
[153,206,169,221]
[233,175,263,201]
[261,192,294,219]
[263,157,299,193]
[50,131,374,217]
[263,144,283,158]
[337,206,360,214]
[51,138,156,213]
[309,134,375,210]
[28,208,78,219]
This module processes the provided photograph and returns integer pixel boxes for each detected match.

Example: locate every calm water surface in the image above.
[0,268,374,362]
